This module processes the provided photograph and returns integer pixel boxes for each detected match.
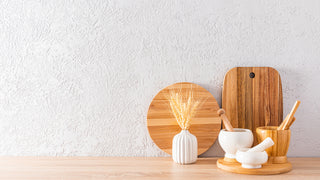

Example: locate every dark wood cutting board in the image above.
[222,67,283,144]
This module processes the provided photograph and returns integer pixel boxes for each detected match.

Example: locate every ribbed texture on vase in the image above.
[172,130,198,164]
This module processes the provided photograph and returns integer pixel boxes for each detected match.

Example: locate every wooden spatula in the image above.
[278,101,300,130]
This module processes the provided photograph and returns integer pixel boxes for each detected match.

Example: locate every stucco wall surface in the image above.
[0,0,319,156]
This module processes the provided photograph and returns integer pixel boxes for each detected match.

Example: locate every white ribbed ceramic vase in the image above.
[172,130,198,164]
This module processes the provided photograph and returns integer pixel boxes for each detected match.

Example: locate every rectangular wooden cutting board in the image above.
[222,67,283,144]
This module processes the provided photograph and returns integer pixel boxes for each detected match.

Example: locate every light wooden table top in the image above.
[0,157,318,179]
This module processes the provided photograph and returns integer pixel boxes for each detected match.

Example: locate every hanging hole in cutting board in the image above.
[249,72,255,78]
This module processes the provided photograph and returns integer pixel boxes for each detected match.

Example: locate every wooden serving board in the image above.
[147,82,221,155]
[222,67,283,144]
[217,158,292,175]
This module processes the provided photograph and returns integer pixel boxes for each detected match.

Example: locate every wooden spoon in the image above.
[217,109,234,132]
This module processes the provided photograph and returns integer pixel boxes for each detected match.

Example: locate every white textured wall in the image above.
[0,0,319,157]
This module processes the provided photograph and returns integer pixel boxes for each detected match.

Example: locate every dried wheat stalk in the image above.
[168,90,200,130]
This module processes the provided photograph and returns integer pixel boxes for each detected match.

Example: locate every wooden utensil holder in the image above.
[256,126,290,164]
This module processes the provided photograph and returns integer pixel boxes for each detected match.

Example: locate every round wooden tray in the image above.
[147,82,221,155]
[217,158,292,175]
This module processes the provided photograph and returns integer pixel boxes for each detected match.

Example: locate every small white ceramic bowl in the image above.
[236,148,268,169]
[218,128,253,159]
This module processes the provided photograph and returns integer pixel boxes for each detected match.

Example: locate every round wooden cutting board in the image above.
[147,82,221,155]
[217,158,292,175]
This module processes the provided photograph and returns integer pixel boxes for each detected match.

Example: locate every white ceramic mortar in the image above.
[218,128,253,159]
[236,148,268,169]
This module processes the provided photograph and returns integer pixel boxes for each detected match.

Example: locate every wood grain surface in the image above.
[222,67,283,144]
[256,126,291,164]
[0,157,318,179]
[147,82,221,155]
[217,158,292,175]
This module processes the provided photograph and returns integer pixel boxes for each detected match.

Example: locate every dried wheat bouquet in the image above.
[168,91,201,130]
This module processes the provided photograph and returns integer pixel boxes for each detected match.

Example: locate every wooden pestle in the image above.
[217,109,234,132]
[278,100,300,130]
